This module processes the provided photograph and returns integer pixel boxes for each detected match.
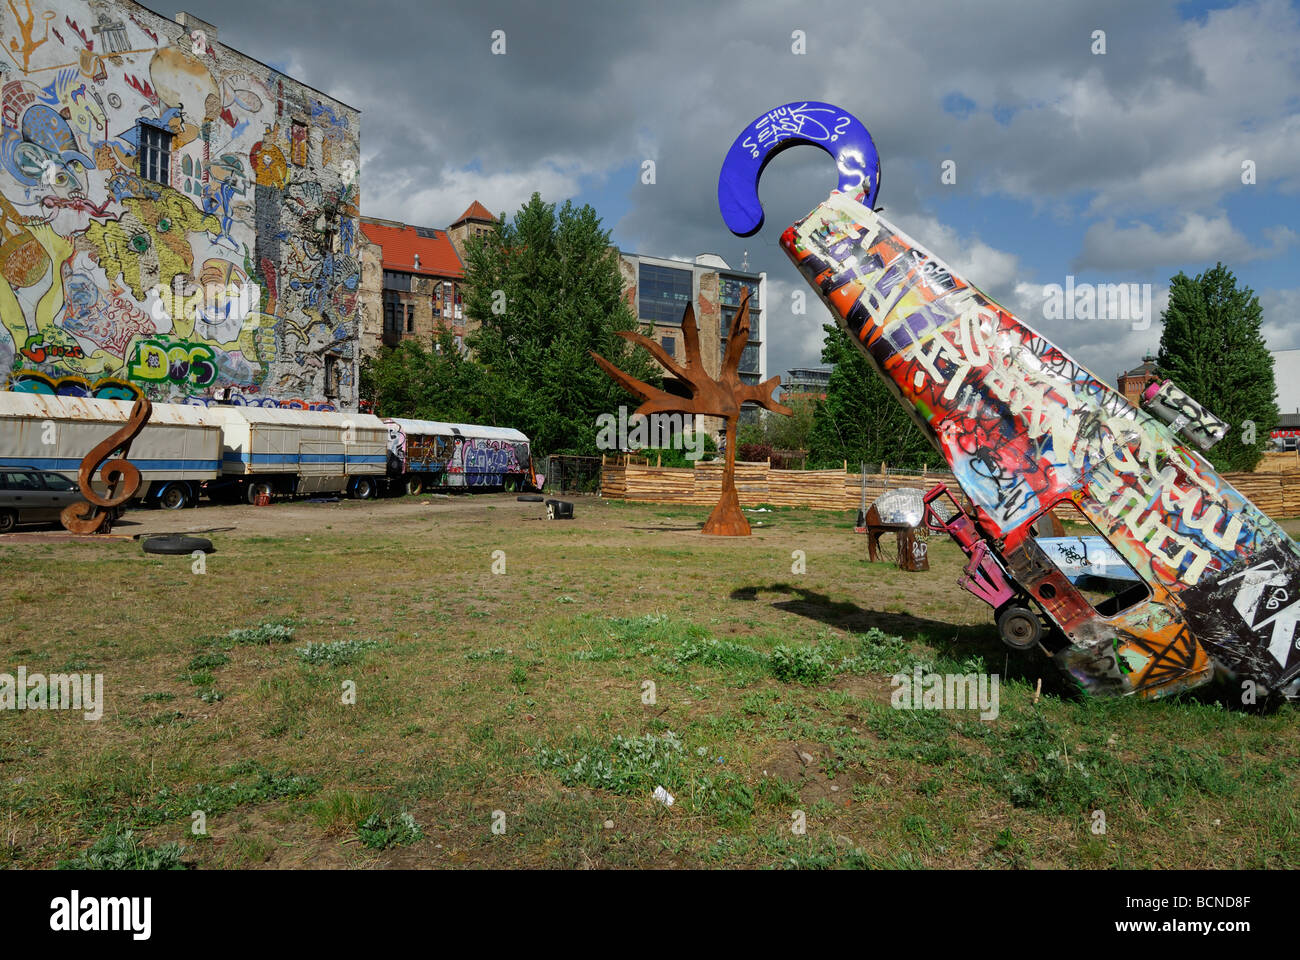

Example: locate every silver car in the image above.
[0,468,90,533]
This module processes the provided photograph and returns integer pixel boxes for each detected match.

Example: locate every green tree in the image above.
[359,327,487,423]
[462,194,659,456]
[761,394,817,452]
[807,323,944,470]
[1155,263,1277,472]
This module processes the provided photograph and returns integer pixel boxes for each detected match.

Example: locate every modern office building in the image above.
[782,367,832,402]
[617,252,767,438]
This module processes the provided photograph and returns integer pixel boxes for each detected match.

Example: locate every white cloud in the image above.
[1073,212,1293,272]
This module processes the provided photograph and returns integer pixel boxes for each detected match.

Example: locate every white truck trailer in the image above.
[204,406,388,504]
[0,393,222,509]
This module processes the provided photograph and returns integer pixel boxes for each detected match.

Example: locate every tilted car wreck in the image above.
[719,101,1300,700]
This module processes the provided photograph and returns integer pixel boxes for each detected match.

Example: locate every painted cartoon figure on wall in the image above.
[722,100,1300,702]
[0,0,362,409]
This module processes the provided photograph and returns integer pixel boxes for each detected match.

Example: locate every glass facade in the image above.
[720,305,762,342]
[719,276,759,309]
[638,264,693,325]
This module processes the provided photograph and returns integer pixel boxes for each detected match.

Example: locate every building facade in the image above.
[617,251,767,439]
[0,2,361,410]
[1117,354,1159,404]
[360,217,465,354]
[781,366,830,402]
[357,202,496,357]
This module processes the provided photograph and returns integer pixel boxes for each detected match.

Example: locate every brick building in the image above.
[1118,354,1159,403]
[360,218,465,352]
[358,202,497,356]
[0,1,362,410]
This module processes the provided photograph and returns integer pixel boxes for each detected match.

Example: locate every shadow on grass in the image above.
[730,581,1082,699]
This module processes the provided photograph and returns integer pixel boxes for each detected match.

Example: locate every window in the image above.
[290,120,308,166]
[1,471,40,490]
[662,336,675,357]
[721,305,761,342]
[138,122,171,184]
[324,356,340,399]
[41,473,78,491]
[719,276,759,308]
[1030,501,1149,617]
[739,343,760,374]
[383,295,399,333]
[406,305,414,333]
[383,271,412,292]
[638,264,692,325]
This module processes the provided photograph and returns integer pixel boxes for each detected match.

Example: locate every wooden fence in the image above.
[601,459,951,512]
[600,453,1300,520]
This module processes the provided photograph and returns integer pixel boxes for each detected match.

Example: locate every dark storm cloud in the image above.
[175,0,1300,378]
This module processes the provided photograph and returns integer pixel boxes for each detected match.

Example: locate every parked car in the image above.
[0,468,90,532]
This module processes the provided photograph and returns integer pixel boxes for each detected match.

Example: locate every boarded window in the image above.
[290,120,308,166]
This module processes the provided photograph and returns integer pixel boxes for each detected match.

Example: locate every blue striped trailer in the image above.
[205,406,388,504]
[0,393,221,510]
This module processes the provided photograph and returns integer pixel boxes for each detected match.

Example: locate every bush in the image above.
[769,645,831,684]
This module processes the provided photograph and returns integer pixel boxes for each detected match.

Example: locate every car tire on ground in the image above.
[158,482,189,510]
[142,534,215,555]
[406,476,423,496]
[0,509,15,533]
[352,476,378,500]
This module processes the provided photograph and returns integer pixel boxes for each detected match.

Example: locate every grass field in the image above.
[0,494,1296,869]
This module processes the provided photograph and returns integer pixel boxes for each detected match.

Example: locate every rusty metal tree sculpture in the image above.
[592,289,790,536]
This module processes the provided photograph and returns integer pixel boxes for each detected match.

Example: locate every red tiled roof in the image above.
[452,200,496,225]
[360,220,463,277]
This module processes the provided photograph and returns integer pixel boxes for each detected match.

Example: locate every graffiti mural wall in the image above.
[0,0,361,409]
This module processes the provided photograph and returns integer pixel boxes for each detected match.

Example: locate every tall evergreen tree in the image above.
[1155,263,1277,472]
[462,194,659,456]
[807,323,945,470]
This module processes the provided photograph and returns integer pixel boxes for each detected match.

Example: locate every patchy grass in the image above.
[0,494,1295,869]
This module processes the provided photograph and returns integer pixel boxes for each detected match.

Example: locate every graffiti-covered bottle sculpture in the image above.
[720,101,1300,699]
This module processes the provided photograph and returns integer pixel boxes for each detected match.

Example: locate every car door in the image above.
[1,471,47,522]
[37,471,83,521]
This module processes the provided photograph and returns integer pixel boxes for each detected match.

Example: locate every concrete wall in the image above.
[0,0,362,410]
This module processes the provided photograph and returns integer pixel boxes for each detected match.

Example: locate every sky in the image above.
[178,0,1299,387]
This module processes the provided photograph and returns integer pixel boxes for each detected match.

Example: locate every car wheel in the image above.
[406,476,424,497]
[0,509,15,533]
[997,605,1042,652]
[246,481,274,505]
[158,483,189,510]
[353,477,377,500]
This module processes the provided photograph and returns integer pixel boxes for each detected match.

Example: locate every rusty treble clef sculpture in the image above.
[61,396,153,535]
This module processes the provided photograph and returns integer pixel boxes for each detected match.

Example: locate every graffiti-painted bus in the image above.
[383,418,540,495]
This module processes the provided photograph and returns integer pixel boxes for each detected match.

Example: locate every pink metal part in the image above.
[924,482,1015,610]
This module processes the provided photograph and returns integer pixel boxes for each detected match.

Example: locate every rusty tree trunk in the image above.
[702,416,750,536]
